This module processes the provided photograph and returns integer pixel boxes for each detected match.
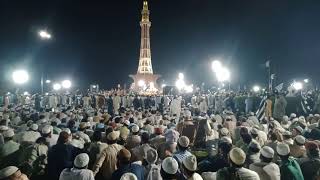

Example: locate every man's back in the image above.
[59,168,94,180]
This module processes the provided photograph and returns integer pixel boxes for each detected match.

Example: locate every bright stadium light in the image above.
[62,80,72,89]
[178,73,184,80]
[53,83,61,91]
[253,85,260,92]
[211,60,222,73]
[23,91,29,96]
[185,85,194,93]
[175,79,186,90]
[12,70,29,84]
[216,67,230,82]
[39,30,51,39]
[45,80,51,84]
[161,84,166,88]
[293,82,303,90]
[304,79,309,83]
[138,80,145,87]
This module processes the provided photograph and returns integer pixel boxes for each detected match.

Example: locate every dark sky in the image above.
[0,0,320,92]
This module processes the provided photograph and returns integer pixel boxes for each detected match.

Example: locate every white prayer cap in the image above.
[162,157,178,175]
[225,116,232,120]
[131,124,139,133]
[295,135,306,145]
[3,129,14,138]
[183,155,197,171]
[229,148,246,165]
[315,114,320,117]
[283,131,292,136]
[282,115,289,121]
[120,173,138,180]
[30,124,38,131]
[178,136,190,148]
[62,128,71,135]
[220,128,229,136]
[250,128,259,135]
[107,131,120,141]
[221,136,232,144]
[277,143,290,156]
[0,126,9,131]
[290,113,297,118]
[261,146,274,159]
[249,112,255,116]
[124,120,130,126]
[293,126,303,134]
[74,153,89,168]
[88,117,93,122]
[0,166,18,179]
[42,125,51,134]
[201,172,216,180]
[146,148,158,164]
[185,110,192,118]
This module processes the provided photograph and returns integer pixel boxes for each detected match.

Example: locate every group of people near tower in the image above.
[1,90,320,180]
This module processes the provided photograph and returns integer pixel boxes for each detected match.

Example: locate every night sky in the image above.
[0,0,320,92]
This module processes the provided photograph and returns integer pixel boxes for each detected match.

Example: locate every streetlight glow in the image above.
[211,60,222,73]
[304,79,309,83]
[253,85,260,92]
[23,91,29,96]
[12,70,29,84]
[45,80,51,84]
[216,67,230,82]
[61,80,72,89]
[53,83,61,90]
[39,30,51,39]
[292,82,303,90]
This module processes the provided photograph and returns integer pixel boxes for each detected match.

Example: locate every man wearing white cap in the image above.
[249,146,280,180]
[0,166,29,180]
[120,173,138,180]
[289,135,306,158]
[216,148,260,180]
[17,124,41,145]
[42,125,59,147]
[126,124,141,150]
[92,131,123,179]
[0,129,20,161]
[0,126,9,145]
[173,136,192,165]
[59,153,94,180]
[277,143,304,180]
[182,155,203,180]
[160,157,179,180]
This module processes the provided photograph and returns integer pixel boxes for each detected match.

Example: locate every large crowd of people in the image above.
[1,90,320,180]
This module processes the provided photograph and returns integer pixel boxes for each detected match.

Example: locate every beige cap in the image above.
[220,128,229,136]
[178,136,190,148]
[183,155,197,171]
[250,128,259,135]
[277,143,290,156]
[0,126,8,131]
[146,148,158,164]
[131,124,140,133]
[295,135,306,145]
[74,153,90,168]
[0,166,18,179]
[42,125,51,134]
[120,173,138,180]
[162,157,178,175]
[107,131,120,141]
[30,124,38,131]
[3,129,14,138]
[229,148,246,165]
[261,146,274,159]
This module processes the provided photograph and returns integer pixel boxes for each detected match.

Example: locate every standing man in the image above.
[273,93,287,121]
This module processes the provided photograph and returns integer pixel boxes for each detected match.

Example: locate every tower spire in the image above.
[137,0,153,74]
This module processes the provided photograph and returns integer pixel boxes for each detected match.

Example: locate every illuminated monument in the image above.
[129,0,160,93]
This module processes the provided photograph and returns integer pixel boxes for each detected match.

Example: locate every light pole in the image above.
[38,29,52,94]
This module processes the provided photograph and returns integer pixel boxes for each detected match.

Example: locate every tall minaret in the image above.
[137,0,153,74]
[129,0,160,93]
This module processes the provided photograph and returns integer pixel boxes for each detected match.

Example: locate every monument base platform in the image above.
[129,73,161,94]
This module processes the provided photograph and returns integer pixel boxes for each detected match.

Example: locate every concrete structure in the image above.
[129,0,160,93]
